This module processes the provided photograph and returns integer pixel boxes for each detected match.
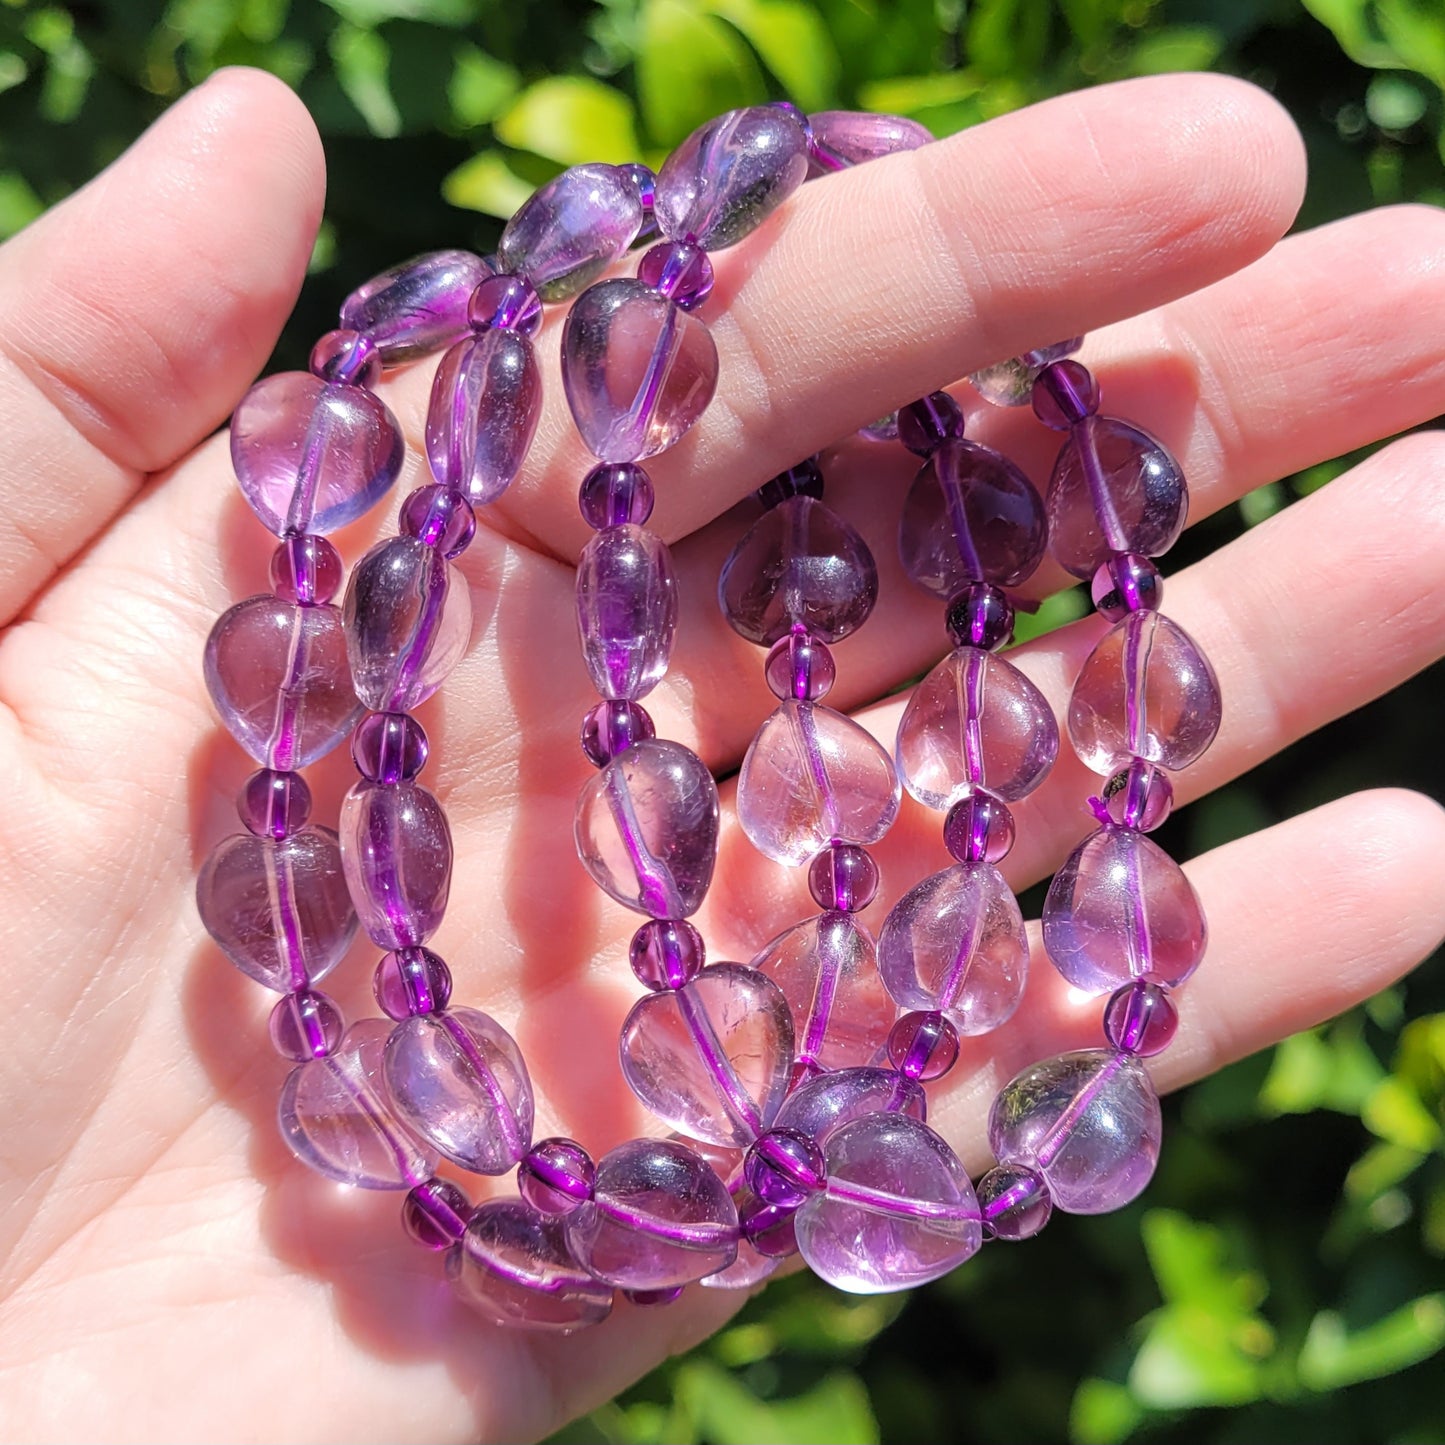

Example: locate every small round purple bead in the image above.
[400,484,476,558]
[238,768,312,839]
[1103,979,1179,1056]
[898,391,966,457]
[637,241,714,311]
[1091,552,1163,622]
[580,699,655,767]
[466,273,542,337]
[942,788,1016,864]
[807,843,879,913]
[744,1128,825,1209]
[373,946,453,1020]
[764,632,836,702]
[518,1137,596,1216]
[754,458,824,510]
[629,917,705,991]
[270,534,343,606]
[887,1010,959,1081]
[945,583,1015,652]
[578,462,655,530]
[309,328,382,389]
[1102,760,1174,832]
[977,1162,1052,1241]
[402,1178,472,1249]
[352,711,429,785]
[1031,359,1099,430]
[268,988,345,1061]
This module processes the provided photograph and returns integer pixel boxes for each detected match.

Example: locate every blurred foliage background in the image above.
[2,0,1442,1440]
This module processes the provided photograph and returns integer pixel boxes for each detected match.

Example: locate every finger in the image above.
[0,67,323,626]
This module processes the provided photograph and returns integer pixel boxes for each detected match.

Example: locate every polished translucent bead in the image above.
[373,945,452,1019]
[279,1018,438,1189]
[1103,979,1179,1056]
[655,105,809,250]
[749,912,894,1071]
[403,1177,472,1249]
[1043,827,1207,993]
[619,963,793,1147]
[452,1199,614,1332]
[343,536,473,713]
[764,632,836,702]
[339,781,453,950]
[575,525,677,701]
[269,534,343,606]
[518,1138,596,1216]
[637,240,714,310]
[989,1048,1162,1213]
[877,862,1029,1034]
[197,827,356,992]
[629,917,705,991]
[205,596,360,770]
[970,339,1081,407]
[619,161,655,211]
[719,496,877,646]
[739,1191,800,1258]
[1069,611,1222,775]
[807,843,879,912]
[340,249,492,363]
[977,1162,1052,1240]
[1030,358,1099,430]
[564,1138,740,1289]
[700,1200,784,1290]
[775,1065,926,1144]
[399,483,476,559]
[744,1128,825,1208]
[574,739,719,917]
[898,392,965,457]
[238,768,312,839]
[561,278,718,463]
[754,457,824,509]
[268,988,344,1061]
[807,109,932,173]
[231,373,404,536]
[497,163,644,301]
[466,273,542,336]
[1048,416,1188,578]
[899,439,1048,596]
[945,583,1014,652]
[351,710,429,785]
[578,462,655,530]
[942,787,1015,864]
[580,698,655,768]
[1102,759,1174,831]
[796,1113,982,1293]
[896,646,1058,808]
[309,328,381,389]
[737,700,900,866]
[1092,551,1163,622]
[384,1006,534,1174]
[425,329,541,505]
[887,1010,959,1081]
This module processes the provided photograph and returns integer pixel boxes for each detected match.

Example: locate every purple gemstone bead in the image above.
[1069,611,1222,775]
[373,946,453,1020]
[619,963,794,1147]
[1032,359,1099,430]
[887,1010,959,1082]
[451,1199,614,1332]
[565,1139,740,1290]
[655,106,809,250]
[343,536,472,713]
[518,1138,596,1216]
[737,700,901,866]
[562,278,719,463]
[270,534,343,607]
[1104,979,1180,1056]
[574,738,719,917]
[942,787,1015,864]
[278,1018,439,1190]
[977,1162,1052,1240]
[700,1227,782,1290]
[1043,827,1207,993]
[1103,759,1174,832]
[988,1048,1162,1214]
[806,109,932,174]
[945,583,1015,652]
[754,457,825,510]
[497,163,644,302]
[744,1129,825,1209]
[776,1065,926,1141]
[1048,417,1188,579]
[384,1006,534,1174]
[268,988,344,1061]
[877,862,1029,1034]
[720,496,878,646]
[896,646,1058,808]
[231,372,404,536]
[740,1192,800,1259]
[807,842,879,912]
[1092,552,1163,622]
[764,632,836,702]
[466,273,542,336]
[340,249,492,364]
[309,328,381,389]
[403,1177,472,1249]
[969,340,1082,407]
[637,241,714,310]
[197,827,357,992]
[859,413,899,442]
[624,1285,684,1307]
[580,698,655,767]
[900,439,1048,596]
[620,161,655,211]
[629,918,706,991]
[796,1113,982,1293]
[238,768,312,840]
[749,912,894,1072]
[898,392,966,457]
[399,484,476,559]
[426,328,542,505]
[575,525,678,701]
[205,596,361,770]
[339,781,453,950]
[578,462,655,530]
[351,710,429,785]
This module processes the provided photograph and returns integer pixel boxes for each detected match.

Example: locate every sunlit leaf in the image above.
[330,22,400,137]
[442,147,537,217]
[1298,1295,1445,1389]
[674,1359,879,1445]
[448,42,518,128]
[1259,1022,1386,1117]
[705,0,841,109]
[320,0,477,26]
[1129,1307,1268,1409]
[496,75,639,165]
[1069,1377,1145,1445]
[1362,1075,1443,1151]
[1127,25,1225,74]
[637,0,767,145]
[0,171,43,238]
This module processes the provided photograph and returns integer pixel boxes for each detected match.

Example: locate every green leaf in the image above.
[1362,1075,1443,1151]
[857,70,984,115]
[1367,73,1430,128]
[1298,1295,1445,1390]
[1378,0,1445,90]
[1345,1140,1429,1202]
[1142,1210,1267,1315]
[674,1360,879,1445]
[0,170,43,238]
[442,148,537,217]
[636,0,767,145]
[1259,1022,1387,1117]
[967,0,1051,78]
[1128,26,1225,75]
[447,42,518,128]
[320,0,477,27]
[1129,1306,1269,1409]
[704,0,841,109]
[495,76,639,165]
[330,23,400,137]
[1300,0,1402,69]
[1069,1378,1145,1445]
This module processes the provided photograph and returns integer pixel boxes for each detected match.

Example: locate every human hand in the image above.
[1,66,1442,1444]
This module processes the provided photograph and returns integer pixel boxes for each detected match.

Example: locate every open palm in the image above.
[1,67,1443,1444]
